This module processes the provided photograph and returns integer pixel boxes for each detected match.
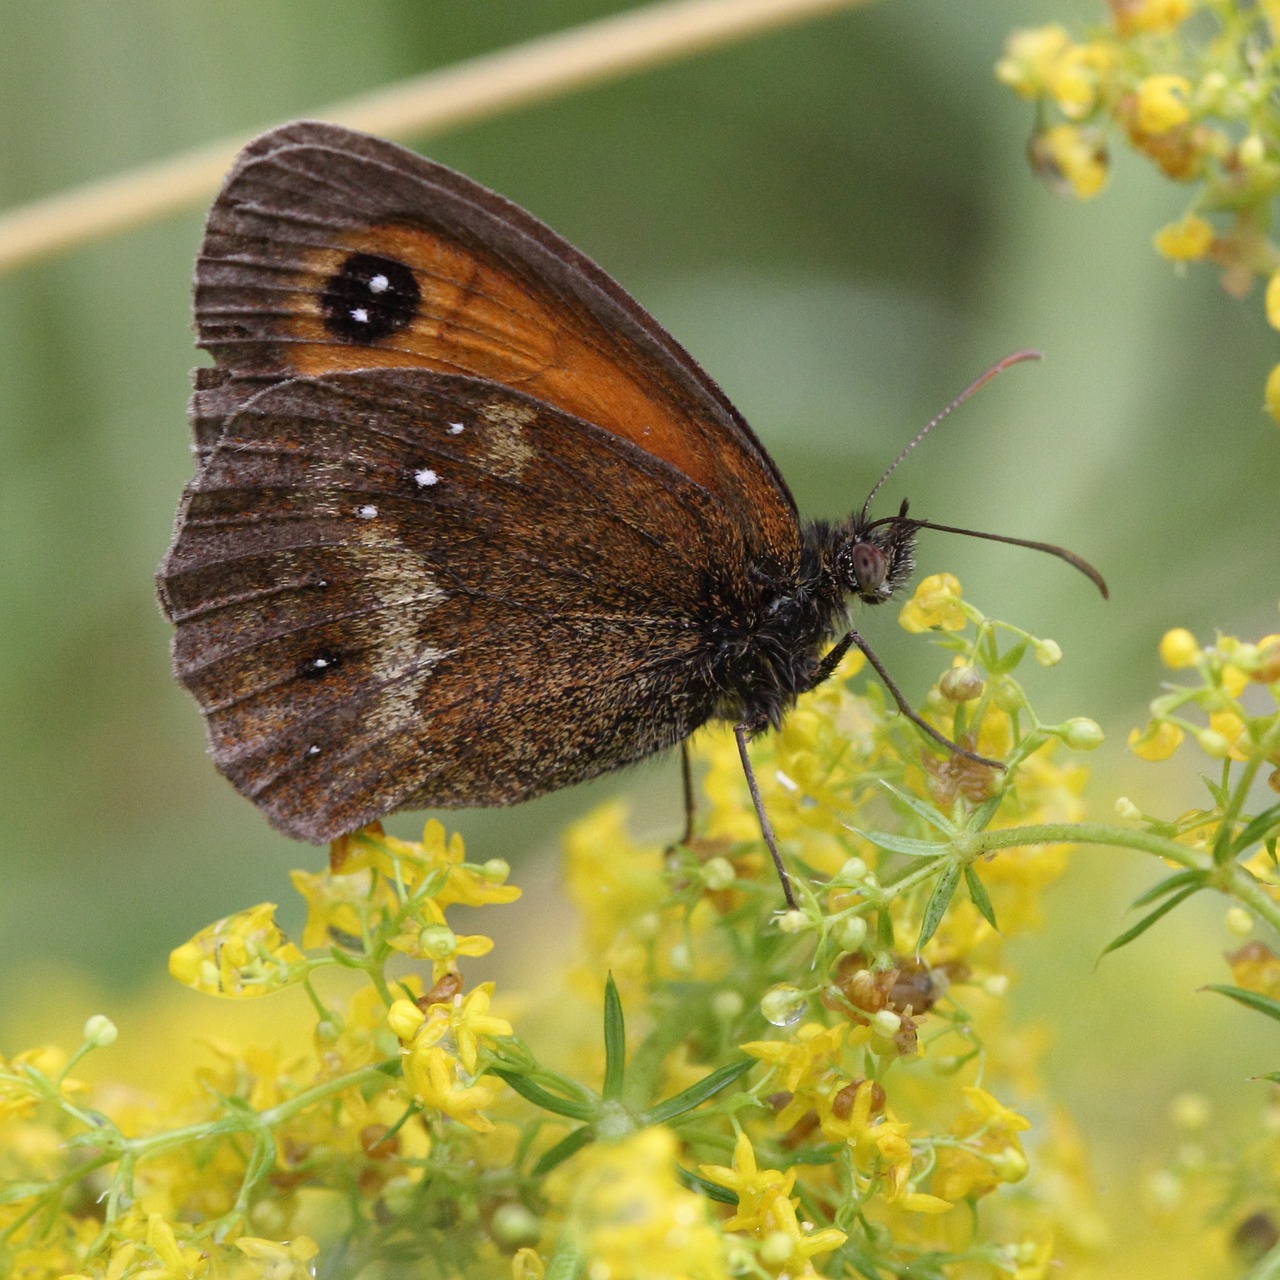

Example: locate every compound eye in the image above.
[851,541,888,597]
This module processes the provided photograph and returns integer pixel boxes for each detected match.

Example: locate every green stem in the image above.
[971,823,1280,937]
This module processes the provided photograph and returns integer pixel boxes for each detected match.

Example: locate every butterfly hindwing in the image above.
[161,369,748,841]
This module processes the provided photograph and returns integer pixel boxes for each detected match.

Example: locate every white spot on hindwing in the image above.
[413,467,439,488]
[350,307,369,324]
[356,504,378,519]
[447,422,465,434]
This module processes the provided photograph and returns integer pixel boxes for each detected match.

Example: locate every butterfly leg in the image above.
[733,723,799,912]
[817,629,1003,770]
[679,740,696,847]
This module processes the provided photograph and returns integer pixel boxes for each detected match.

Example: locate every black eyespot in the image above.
[320,253,419,343]
[299,651,342,680]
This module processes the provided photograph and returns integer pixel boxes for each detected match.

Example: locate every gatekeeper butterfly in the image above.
[158,122,1105,906]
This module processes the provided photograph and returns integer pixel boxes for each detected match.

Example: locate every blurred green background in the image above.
[1,0,1276,1265]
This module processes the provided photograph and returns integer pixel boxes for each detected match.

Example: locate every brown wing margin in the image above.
[192,121,799,556]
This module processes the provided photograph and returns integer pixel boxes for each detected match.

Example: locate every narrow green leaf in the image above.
[1100,885,1200,958]
[602,974,626,1102]
[963,864,998,931]
[1232,802,1280,856]
[1129,869,1205,909]
[877,782,956,835]
[1254,1073,1280,1085]
[531,1125,595,1176]
[967,795,1004,833]
[847,828,950,858]
[1202,984,1280,1024]
[492,1070,595,1121]
[643,1058,754,1126]
[917,862,961,951]
[677,1165,739,1204]
[990,638,1029,674]
[876,908,895,950]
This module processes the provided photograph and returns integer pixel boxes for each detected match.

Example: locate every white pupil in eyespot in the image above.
[368,273,389,293]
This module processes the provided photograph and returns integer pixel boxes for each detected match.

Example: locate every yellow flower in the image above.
[1267,363,1280,425]
[899,573,967,633]
[386,893,494,978]
[337,820,521,908]
[1227,940,1280,998]
[1266,271,1280,329]
[1128,720,1184,761]
[1135,74,1192,133]
[1159,627,1200,668]
[557,1128,726,1280]
[932,1086,1032,1201]
[289,866,384,949]
[1029,124,1109,198]
[820,1081,918,1202]
[699,1131,795,1231]
[995,25,1072,98]
[168,903,305,998]
[233,1235,320,1278]
[387,998,426,1042]
[1153,214,1214,261]
[402,1042,500,1132]
[1109,0,1192,36]
[753,1184,847,1269]
[448,983,512,1075]
[512,1247,546,1280]
[741,1022,845,1093]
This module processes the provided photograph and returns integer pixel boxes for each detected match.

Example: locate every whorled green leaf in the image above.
[1232,801,1280,858]
[1100,884,1201,959]
[964,864,998,931]
[677,1165,739,1204]
[848,829,951,859]
[1128,869,1206,909]
[531,1124,594,1176]
[602,973,626,1102]
[643,1058,754,1126]
[1202,984,1280,1024]
[491,1070,595,1121]
[917,862,961,951]
[877,782,957,835]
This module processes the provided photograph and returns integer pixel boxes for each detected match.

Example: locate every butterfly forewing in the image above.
[160,369,749,841]
[192,121,797,553]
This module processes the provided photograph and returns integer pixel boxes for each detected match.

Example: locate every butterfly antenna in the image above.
[898,518,1109,598]
[859,349,1042,523]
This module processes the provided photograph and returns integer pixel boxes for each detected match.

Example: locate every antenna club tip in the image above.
[1001,348,1042,368]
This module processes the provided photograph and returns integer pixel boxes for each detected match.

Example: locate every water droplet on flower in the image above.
[760,983,807,1027]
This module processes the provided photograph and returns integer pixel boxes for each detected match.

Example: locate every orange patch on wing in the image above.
[283,224,724,490]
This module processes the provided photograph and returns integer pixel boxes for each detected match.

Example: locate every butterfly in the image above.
[158,121,1105,907]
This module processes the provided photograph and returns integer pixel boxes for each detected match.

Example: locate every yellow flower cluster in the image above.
[997,1,1280,420]
[1129,623,1280,773]
[2,582,1131,1277]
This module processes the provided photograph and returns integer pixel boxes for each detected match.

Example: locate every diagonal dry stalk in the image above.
[0,0,874,274]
